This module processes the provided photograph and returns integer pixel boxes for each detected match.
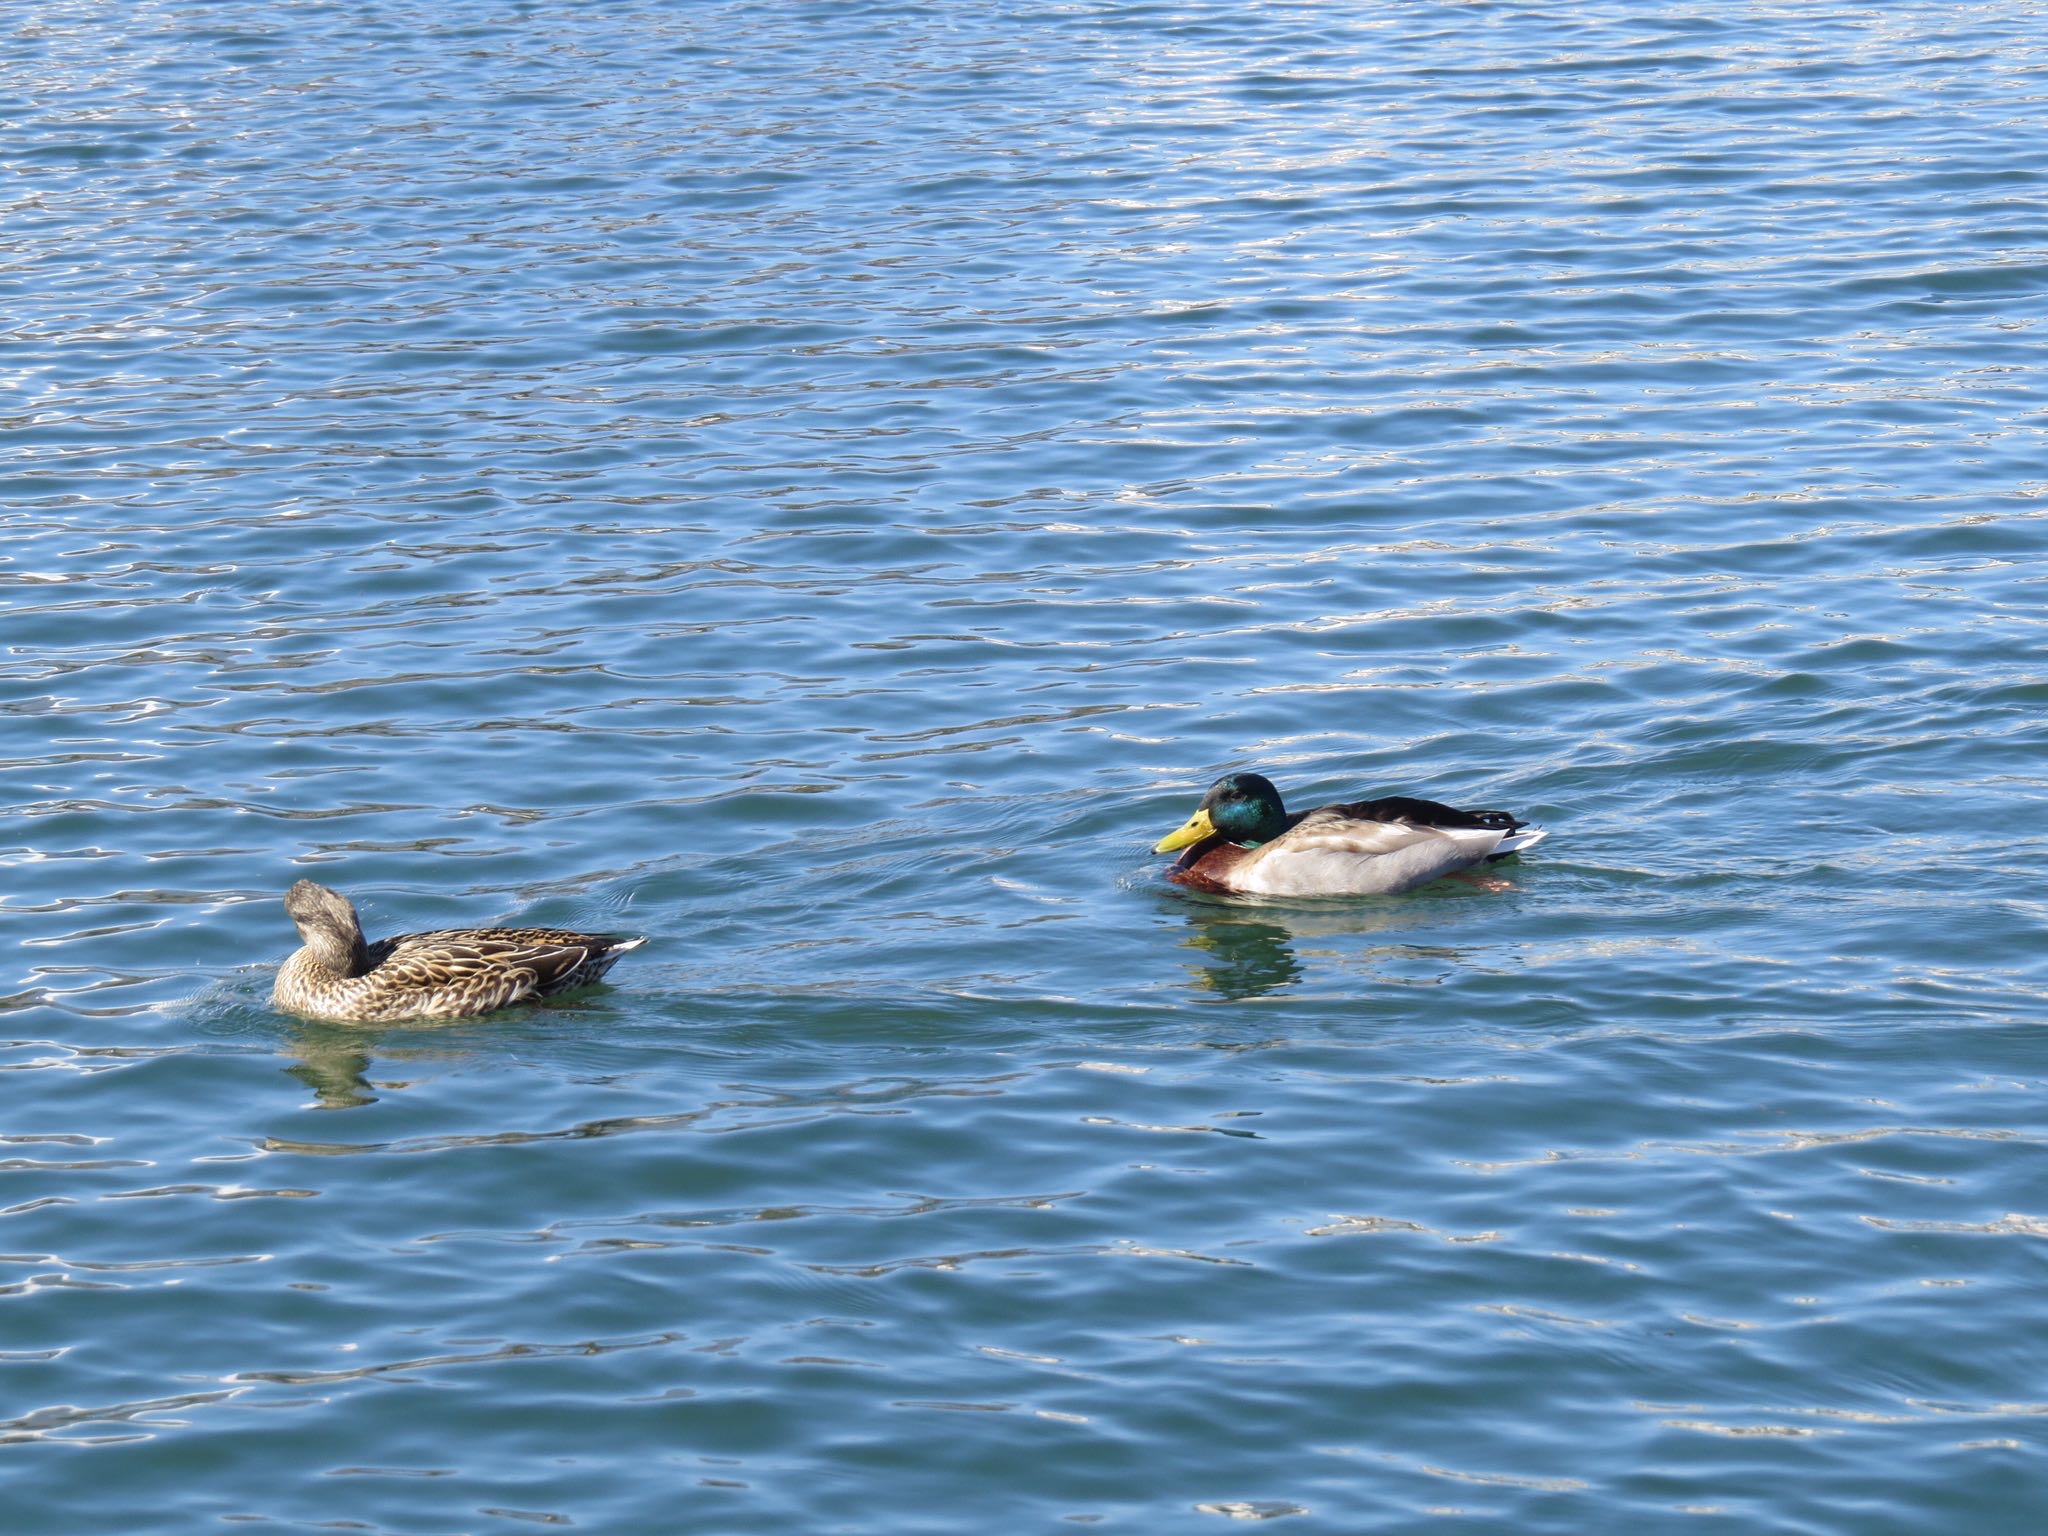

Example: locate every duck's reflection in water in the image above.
[282,1023,380,1109]
[1173,896,1470,1002]
[282,1020,474,1110]
[1178,911,1305,1001]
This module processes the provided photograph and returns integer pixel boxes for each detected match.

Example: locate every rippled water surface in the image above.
[8,1,2048,1530]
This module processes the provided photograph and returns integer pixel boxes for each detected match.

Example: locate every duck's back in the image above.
[1172,800,1527,897]
[1242,810,1510,896]
[387,927,635,1010]
[276,927,643,1023]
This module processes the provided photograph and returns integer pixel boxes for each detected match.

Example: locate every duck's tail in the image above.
[1487,826,1547,861]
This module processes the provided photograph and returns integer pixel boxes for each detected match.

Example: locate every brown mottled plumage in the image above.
[272,880,644,1024]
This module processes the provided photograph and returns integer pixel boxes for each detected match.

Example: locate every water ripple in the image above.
[8,0,2048,1529]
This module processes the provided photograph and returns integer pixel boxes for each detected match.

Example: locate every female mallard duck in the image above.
[1154,772,1546,897]
[273,880,645,1023]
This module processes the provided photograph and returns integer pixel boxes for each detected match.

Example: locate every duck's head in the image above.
[1153,772,1289,855]
[284,880,368,975]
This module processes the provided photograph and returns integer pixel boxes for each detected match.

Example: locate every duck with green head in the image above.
[1154,771,1545,897]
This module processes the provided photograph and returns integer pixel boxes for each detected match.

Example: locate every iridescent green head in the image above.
[1154,772,1290,854]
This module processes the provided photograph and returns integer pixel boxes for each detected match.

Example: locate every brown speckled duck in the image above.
[1154,772,1546,897]
[272,880,644,1023]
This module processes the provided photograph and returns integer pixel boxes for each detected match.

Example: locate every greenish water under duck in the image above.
[7,2,2048,1531]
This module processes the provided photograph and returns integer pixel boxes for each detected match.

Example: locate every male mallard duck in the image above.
[1153,772,1546,897]
[273,880,645,1023]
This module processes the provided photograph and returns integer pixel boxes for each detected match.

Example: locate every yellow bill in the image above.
[1153,806,1216,854]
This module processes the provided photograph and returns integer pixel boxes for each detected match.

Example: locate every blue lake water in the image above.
[6,1,2048,1529]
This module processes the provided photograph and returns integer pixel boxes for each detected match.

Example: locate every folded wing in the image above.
[379,929,622,1017]
[1233,804,1517,897]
